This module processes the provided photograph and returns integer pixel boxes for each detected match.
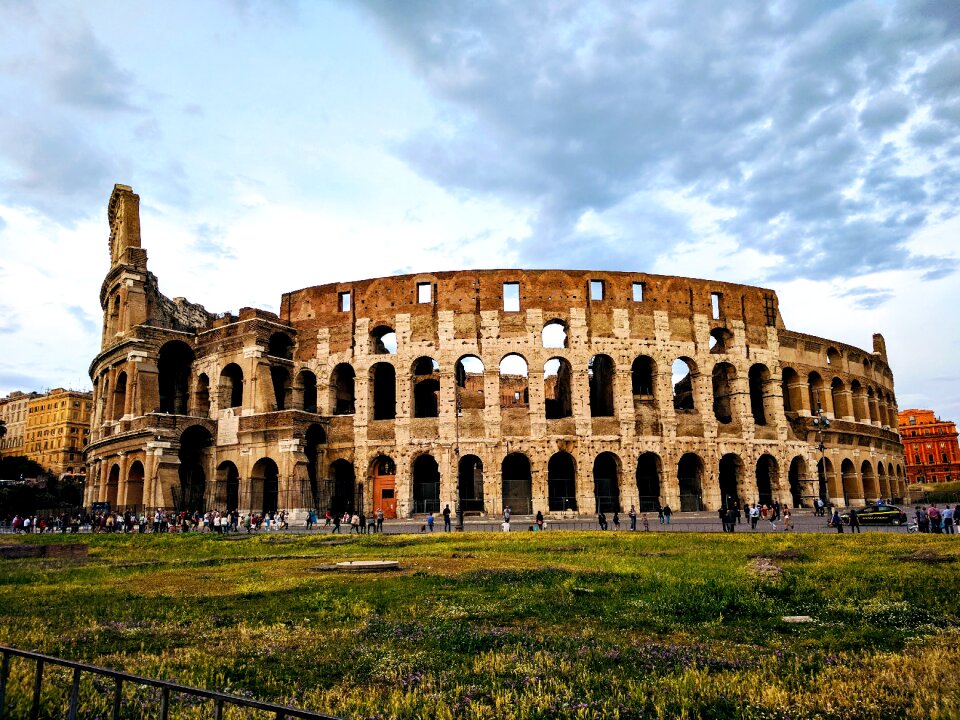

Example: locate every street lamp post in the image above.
[812,402,830,508]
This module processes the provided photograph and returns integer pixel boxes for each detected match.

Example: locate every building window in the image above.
[338,291,351,312]
[711,292,722,319]
[503,282,520,312]
[417,282,432,304]
[632,282,644,302]
[590,280,604,301]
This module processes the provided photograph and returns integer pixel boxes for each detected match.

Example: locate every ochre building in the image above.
[83,185,907,517]
[898,409,960,484]
[0,391,40,461]
[24,389,92,476]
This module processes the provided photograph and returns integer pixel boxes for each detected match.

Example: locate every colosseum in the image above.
[83,185,907,519]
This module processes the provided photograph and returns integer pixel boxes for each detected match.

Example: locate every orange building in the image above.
[898,409,960,484]
[24,389,93,477]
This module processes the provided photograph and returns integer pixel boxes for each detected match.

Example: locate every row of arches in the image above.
[782,368,898,427]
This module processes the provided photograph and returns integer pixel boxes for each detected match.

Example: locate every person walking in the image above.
[657,505,665,524]
[376,507,384,533]
[831,509,844,533]
[442,504,452,532]
[612,511,620,530]
[351,512,361,534]
[597,511,608,530]
[662,505,672,525]
[750,504,760,530]
[719,507,728,532]
[641,513,649,531]
[943,505,955,535]
[331,512,341,534]
[628,505,637,531]
[783,509,792,531]
[848,508,861,533]
[426,511,435,532]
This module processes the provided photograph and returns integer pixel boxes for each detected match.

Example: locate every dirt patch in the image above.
[750,549,804,561]
[897,548,956,564]
[748,556,783,578]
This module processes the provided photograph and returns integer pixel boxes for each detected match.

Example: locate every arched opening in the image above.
[841,458,860,505]
[861,460,879,501]
[631,356,655,397]
[412,454,440,514]
[251,457,280,514]
[878,463,890,499]
[830,377,848,420]
[178,425,212,513]
[589,354,615,417]
[270,366,290,411]
[672,358,696,411]
[755,455,777,507]
[593,452,620,513]
[299,370,318,413]
[126,461,144,508]
[499,354,529,408]
[636,453,661,511]
[547,452,577,511]
[748,364,771,426]
[718,454,743,510]
[412,357,440,418]
[807,372,825,415]
[110,295,121,336]
[106,464,120,507]
[850,380,865,422]
[372,455,397,519]
[502,453,532,514]
[267,332,294,360]
[457,455,484,512]
[544,358,573,419]
[677,453,703,511]
[817,457,833,503]
[867,387,879,424]
[328,459,356,516]
[195,373,211,417]
[219,364,244,409]
[330,364,356,415]
[542,319,568,349]
[781,367,799,412]
[788,456,806,508]
[712,362,737,424]
[709,327,732,354]
[304,424,326,510]
[158,341,194,414]
[370,362,396,420]
[370,325,397,355]
[112,371,128,421]
[216,461,240,512]
[455,355,486,410]
[826,347,841,367]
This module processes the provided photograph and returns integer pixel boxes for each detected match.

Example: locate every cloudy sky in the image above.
[0,0,958,420]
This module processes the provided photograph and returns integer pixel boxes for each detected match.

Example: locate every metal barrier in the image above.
[0,645,340,720]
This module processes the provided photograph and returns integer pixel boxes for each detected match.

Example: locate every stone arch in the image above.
[412,454,440,514]
[826,346,842,367]
[369,362,396,420]
[636,452,662,511]
[807,371,826,415]
[631,356,656,397]
[709,327,733,354]
[112,371,128,421]
[215,461,240,512]
[328,458,357,516]
[830,377,849,420]
[712,362,737,424]
[672,358,697,411]
[502,452,532,514]
[866,386,879,424]
[755,454,778,507]
[267,332,294,360]
[219,363,244,409]
[547,452,577,511]
[412,357,441,419]
[458,454,484,512]
[251,457,280,514]
[126,460,144,508]
[589,354,615,417]
[861,460,879,501]
[455,355,485,410]
[544,357,573,419]
[499,354,529,408]
[304,424,326,509]
[788,456,806,508]
[748,363,774,426]
[330,363,356,415]
[158,340,194,414]
[877,463,890,499]
[840,458,861,504]
[718,453,744,510]
[593,452,621,513]
[781,367,801,413]
[106,463,120,507]
[371,454,397,519]
[194,373,211,417]
[178,425,213,513]
[370,325,397,355]
[298,369,318,413]
[850,380,866,422]
[817,457,834,503]
[542,319,568,349]
[677,453,704,511]
[270,365,290,411]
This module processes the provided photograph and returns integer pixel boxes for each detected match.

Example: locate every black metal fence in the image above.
[0,645,340,720]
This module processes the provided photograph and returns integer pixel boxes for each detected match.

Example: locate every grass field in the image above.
[0,531,958,719]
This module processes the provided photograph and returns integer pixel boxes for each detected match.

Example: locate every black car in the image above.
[841,504,908,526]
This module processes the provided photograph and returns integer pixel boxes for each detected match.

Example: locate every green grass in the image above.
[0,531,958,719]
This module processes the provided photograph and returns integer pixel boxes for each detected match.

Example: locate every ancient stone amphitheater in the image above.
[83,185,906,518]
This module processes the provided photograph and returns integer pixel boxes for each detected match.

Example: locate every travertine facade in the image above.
[83,185,906,516]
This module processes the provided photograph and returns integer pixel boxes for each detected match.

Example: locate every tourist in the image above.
[331,513,341,534]
[503,506,512,524]
[612,511,620,530]
[726,507,737,532]
[657,505,664,524]
[536,510,544,530]
[628,505,637,531]
[442,504,452,532]
[351,513,361,534]
[426,512,434,532]
[848,508,860,534]
[830,509,844,533]
[376,507,384,533]
[641,513,649,531]
[662,505,672,525]
[783,509,792,531]
[597,511,608,530]
[941,505,953,535]
[750,504,760,530]
[719,507,728,532]
[928,504,942,534]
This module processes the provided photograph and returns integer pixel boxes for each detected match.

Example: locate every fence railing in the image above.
[0,645,341,720]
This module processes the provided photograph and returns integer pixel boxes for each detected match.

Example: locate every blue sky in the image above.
[0,0,958,420]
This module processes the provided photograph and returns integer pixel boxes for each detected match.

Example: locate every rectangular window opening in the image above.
[503,282,520,312]
[711,292,722,320]
[632,282,644,302]
[590,279,604,301]
[417,282,432,304]
[338,291,351,312]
